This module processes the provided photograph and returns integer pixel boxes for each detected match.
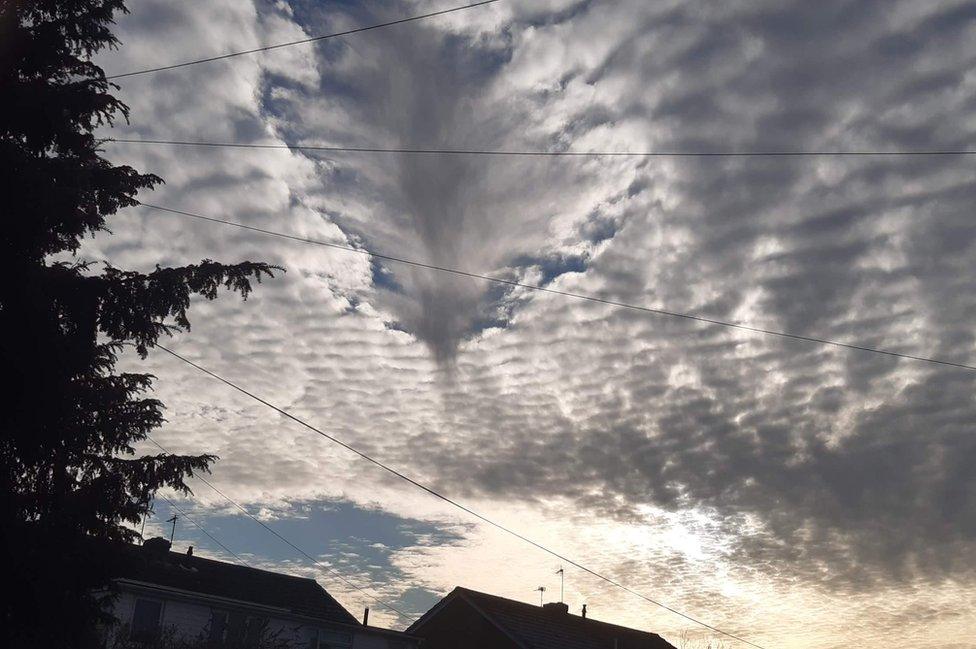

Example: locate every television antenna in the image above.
[167,514,179,543]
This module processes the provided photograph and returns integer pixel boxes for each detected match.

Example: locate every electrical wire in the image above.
[147,437,414,623]
[152,343,769,649]
[156,494,252,567]
[109,137,976,157]
[105,1,500,80]
[139,202,976,373]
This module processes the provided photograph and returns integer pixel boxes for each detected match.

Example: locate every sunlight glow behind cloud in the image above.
[91,1,976,646]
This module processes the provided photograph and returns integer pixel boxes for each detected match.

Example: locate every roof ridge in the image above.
[169,550,319,582]
[455,586,665,638]
[109,541,360,626]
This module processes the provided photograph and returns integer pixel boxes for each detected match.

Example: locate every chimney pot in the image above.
[186,546,193,556]
[582,604,587,618]
[362,607,370,626]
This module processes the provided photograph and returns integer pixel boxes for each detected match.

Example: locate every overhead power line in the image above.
[105,0,500,80]
[139,202,976,373]
[110,137,976,157]
[155,495,252,566]
[146,436,414,623]
[153,343,768,649]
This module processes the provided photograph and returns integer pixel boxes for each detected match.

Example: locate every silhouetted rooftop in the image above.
[108,539,359,626]
[408,586,677,649]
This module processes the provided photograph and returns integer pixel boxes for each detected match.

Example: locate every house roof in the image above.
[107,539,359,626]
[408,587,677,649]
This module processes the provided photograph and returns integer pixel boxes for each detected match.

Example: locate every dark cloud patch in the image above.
[269,6,517,363]
[579,211,618,243]
[263,3,624,364]
[418,363,976,591]
[103,0,976,640]
[340,0,976,594]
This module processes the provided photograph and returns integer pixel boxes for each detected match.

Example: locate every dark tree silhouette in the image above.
[0,2,279,647]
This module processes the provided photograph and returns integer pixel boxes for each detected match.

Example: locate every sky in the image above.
[83,1,976,647]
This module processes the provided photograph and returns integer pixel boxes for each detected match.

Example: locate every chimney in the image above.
[143,537,172,555]
[582,604,587,618]
[362,607,369,626]
[186,546,193,556]
[542,602,569,615]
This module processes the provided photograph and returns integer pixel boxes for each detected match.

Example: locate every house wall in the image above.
[110,590,305,645]
[108,588,413,649]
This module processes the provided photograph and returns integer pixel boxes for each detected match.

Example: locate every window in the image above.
[130,598,163,643]
[208,610,229,644]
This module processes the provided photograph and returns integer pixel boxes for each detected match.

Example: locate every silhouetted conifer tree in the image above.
[0,2,279,647]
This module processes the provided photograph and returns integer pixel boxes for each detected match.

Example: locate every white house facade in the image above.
[102,538,416,649]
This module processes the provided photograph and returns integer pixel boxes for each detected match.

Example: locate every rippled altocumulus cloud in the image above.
[90,1,976,646]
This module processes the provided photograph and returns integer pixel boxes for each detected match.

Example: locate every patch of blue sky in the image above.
[147,496,463,617]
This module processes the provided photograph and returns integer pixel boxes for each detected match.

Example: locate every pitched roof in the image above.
[107,540,359,626]
[408,587,677,649]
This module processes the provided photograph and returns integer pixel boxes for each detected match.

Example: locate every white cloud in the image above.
[89,1,976,646]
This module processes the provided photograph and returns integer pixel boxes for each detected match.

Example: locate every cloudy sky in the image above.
[84,0,976,646]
